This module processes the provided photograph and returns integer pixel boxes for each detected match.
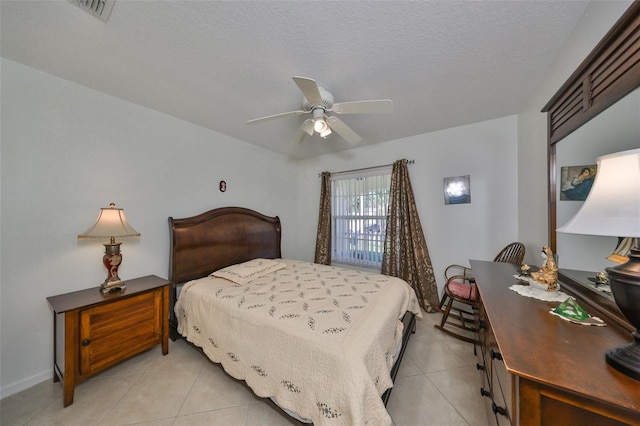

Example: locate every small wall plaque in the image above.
[443,175,470,205]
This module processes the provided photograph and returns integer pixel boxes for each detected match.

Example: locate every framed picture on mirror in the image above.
[560,165,596,201]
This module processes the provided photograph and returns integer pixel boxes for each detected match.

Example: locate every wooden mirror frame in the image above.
[542,2,640,331]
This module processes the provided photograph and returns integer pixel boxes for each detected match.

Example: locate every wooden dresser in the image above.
[471,260,640,426]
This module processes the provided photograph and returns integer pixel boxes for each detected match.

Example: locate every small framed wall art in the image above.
[560,165,596,201]
[443,175,471,205]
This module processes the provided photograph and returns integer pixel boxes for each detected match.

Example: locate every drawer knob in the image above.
[492,402,508,416]
[490,349,503,361]
[476,363,485,371]
[478,319,486,330]
[480,387,491,398]
[81,339,91,347]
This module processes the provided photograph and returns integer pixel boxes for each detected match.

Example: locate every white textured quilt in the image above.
[175,259,421,425]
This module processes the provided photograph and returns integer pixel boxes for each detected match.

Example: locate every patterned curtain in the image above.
[382,160,439,312]
[314,171,332,265]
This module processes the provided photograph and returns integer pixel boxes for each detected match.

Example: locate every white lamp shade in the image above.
[78,205,140,239]
[557,148,640,237]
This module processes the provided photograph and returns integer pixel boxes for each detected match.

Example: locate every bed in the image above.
[168,207,421,425]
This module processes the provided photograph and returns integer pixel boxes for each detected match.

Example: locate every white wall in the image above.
[516,0,634,266]
[294,116,519,292]
[0,59,297,397]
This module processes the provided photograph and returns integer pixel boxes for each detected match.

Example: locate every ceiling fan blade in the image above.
[290,119,314,144]
[292,76,323,105]
[331,99,394,115]
[326,116,362,145]
[247,109,306,125]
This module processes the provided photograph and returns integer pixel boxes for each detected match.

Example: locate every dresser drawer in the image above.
[491,351,512,425]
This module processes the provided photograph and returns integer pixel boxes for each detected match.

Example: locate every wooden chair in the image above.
[434,242,525,343]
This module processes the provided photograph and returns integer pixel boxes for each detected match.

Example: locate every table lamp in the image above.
[78,203,141,294]
[557,148,640,380]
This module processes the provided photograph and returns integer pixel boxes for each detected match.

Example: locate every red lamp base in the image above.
[101,242,126,294]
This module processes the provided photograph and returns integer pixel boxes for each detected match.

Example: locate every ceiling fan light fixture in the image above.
[312,108,327,133]
[314,118,328,133]
[302,119,314,136]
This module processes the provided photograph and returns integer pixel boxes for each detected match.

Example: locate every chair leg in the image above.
[437,291,448,312]
[446,305,476,327]
[437,296,454,328]
[434,299,478,344]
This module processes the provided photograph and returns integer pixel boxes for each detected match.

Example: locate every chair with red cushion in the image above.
[434,242,525,343]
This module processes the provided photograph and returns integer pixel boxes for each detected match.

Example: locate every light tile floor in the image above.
[1,313,489,426]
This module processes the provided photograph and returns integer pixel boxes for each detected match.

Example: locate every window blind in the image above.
[332,168,391,268]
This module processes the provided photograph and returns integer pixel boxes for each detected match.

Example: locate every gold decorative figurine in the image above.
[530,246,559,291]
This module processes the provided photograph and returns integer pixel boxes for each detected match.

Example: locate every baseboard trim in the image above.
[1,370,51,400]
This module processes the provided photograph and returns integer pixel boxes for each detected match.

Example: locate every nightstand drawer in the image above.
[79,289,162,376]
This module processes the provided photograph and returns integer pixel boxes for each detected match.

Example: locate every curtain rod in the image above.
[320,159,415,177]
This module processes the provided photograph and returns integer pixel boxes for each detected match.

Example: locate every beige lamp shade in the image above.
[557,148,640,238]
[78,203,140,240]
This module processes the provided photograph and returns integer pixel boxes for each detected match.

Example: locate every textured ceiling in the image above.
[1,1,590,158]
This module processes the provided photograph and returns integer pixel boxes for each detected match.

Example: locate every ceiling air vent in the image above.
[71,0,115,22]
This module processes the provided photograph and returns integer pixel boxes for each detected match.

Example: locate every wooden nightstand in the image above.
[47,275,170,407]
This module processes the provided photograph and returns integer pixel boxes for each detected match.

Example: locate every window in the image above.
[332,167,391,269]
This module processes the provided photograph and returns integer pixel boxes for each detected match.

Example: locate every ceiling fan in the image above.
[247,76,393,145]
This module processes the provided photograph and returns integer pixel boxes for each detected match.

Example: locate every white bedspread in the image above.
[175,259,421,426]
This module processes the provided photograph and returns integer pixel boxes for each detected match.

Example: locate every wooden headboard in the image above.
[168,207,282,284]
